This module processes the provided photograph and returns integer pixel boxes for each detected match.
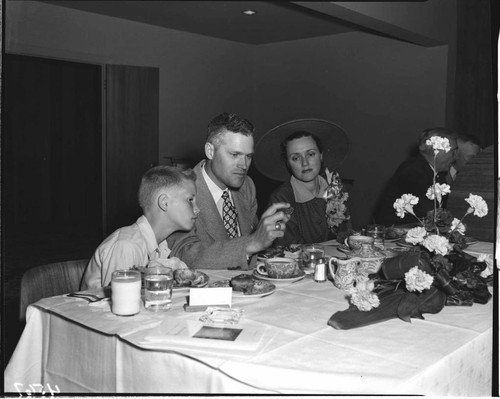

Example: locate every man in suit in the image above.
[168,112,291,270]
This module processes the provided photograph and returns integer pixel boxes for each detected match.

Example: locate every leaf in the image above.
[381,252,422,280]
[397,287,446,322]
[397,294,424,321]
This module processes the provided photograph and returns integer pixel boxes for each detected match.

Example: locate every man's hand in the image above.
[245,202,292,255]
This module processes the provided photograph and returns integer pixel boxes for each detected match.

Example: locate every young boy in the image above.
[81,166,199,289]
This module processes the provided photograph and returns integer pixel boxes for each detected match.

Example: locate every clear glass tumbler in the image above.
[302,244,325,269]
[366,224,385,249]
[144,265,173,312]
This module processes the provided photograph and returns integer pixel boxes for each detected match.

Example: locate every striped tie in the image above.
[222,190,238,239]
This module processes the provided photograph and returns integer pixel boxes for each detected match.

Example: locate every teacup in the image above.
[257,257,300,279]
[345,235,375,250]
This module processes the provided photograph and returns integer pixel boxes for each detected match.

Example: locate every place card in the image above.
[184,287,232,312]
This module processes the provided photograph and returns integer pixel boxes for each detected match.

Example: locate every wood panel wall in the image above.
[449,0,497,147]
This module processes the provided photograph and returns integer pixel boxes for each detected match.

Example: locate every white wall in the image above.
[5,0,451,227]
[252,32,448,227]
[5,1,254,164]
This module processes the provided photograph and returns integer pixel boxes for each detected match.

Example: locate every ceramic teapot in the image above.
[328,257,361,291]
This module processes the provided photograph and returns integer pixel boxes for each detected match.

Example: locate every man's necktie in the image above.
[222,190,238,239]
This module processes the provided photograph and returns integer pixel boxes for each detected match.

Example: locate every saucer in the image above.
[252,269,305,283]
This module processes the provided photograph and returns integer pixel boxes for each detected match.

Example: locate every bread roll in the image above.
[230,274,254,293]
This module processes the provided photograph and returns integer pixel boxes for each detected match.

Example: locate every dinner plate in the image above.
[173,271,209,291]
[338,244,350,253]
[232,281,276,298]
[465,237,478,245]
[321,239,341,246]
[252,269,305,283]
[209,280,276,298]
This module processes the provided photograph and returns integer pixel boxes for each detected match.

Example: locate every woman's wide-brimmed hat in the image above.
[254,118,350,181]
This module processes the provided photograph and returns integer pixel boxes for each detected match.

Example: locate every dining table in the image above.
[4,240,496,395]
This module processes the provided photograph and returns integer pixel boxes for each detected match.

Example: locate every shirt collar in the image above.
[201,160,228,202]
[136,215,171,258]
[290,175,329,203]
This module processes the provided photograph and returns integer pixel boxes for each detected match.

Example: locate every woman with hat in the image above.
[254,119,351,247]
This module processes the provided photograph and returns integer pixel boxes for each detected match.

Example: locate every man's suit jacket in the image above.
[167,161,259,269]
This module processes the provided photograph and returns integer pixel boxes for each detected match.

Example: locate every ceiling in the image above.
[41,1,360,44]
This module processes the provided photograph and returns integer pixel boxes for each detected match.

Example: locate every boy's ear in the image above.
[158,193,168,212]
[205,142,214,160]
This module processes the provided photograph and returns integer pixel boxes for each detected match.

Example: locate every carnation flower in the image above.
[350,290,380,312]
[465,194,488,218]
[422,234,451,256]
[405,226,427,245]
[426,136,451,155]
[477,254,494,278]
[450,218,466,235]
[353,275,375,292]
[393,194,419,218]
[405,266,434,292]
[426,183,451,204]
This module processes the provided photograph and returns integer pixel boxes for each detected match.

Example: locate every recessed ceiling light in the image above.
[242,9,257,16]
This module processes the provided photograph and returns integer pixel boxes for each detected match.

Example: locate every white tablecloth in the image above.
[4,241,496,395]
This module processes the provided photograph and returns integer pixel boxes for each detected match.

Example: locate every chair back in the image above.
[19,259,88,321]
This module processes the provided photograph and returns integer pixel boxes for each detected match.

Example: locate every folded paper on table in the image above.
[140,317,266,353]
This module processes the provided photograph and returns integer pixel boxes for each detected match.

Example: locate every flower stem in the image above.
[432,154,439,235]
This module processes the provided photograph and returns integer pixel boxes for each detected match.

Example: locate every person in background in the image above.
[81,166,198,289]
[447,134,481,184]
[254,119,351,246]
[167,112,291,270]
[374,127,458,226]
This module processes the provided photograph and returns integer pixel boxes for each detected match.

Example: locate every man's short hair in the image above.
[418,127,457,155]
[138,166,196,211]
[206,112,254,147]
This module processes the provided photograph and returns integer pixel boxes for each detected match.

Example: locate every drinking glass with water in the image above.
[366,224,385,249]
[302,244,325,269]
[144,265,173,311]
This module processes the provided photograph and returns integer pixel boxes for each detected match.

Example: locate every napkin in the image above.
[328,287,446,330]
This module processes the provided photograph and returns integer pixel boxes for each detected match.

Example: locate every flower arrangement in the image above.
[323,168,350,231]
[328,137,493,329]
[393,136,487,252]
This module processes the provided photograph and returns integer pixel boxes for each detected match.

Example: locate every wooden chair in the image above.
[19,259,88,321]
